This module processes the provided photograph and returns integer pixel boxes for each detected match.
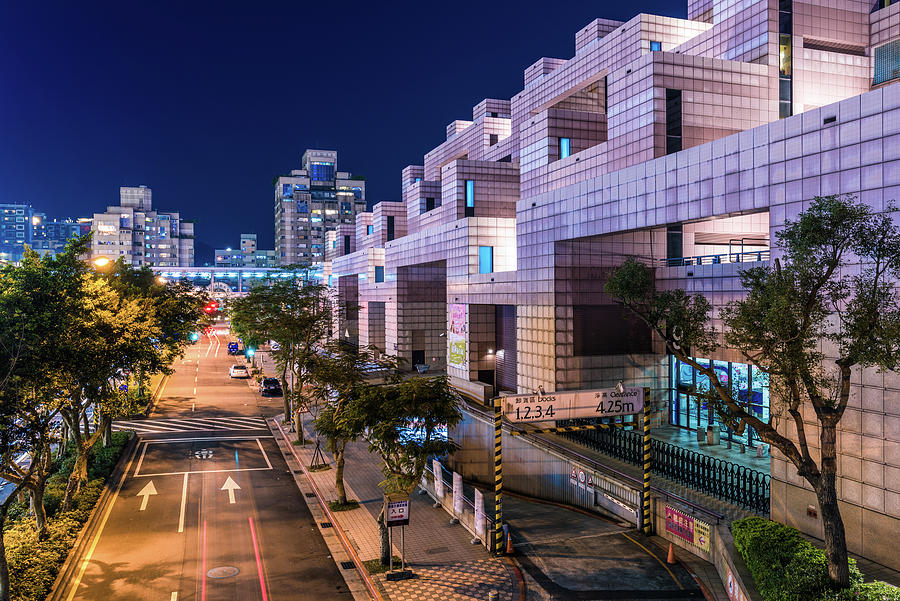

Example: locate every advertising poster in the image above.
[433,459,444,499]
[665,505,711,552]
[474,489,485,538]
[448,304,468,368]
[453,472,464,516]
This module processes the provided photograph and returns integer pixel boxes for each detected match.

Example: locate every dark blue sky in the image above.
[0,1,683,264]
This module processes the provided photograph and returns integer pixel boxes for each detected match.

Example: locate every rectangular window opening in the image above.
[559,137,571,159]
[374,265,384,283]
[478,246,493,274]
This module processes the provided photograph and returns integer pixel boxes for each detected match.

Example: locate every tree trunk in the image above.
[0,506,10,601]
[378,509,390,566]
[819,421,850,588]
[335,442,347,505]
[280,367,291,430]
[101,414,112,447]
[82,410,91,438]
[31,478,47,537]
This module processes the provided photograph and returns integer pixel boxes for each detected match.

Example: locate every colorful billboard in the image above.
[448,303,467,368]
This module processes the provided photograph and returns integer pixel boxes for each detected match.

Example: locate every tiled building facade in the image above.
[326,0,900,568]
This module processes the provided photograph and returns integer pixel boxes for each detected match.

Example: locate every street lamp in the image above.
[92,256,111,268]
[156,276,168,285]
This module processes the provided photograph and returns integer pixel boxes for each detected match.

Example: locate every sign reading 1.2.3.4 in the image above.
[503,387,645,423]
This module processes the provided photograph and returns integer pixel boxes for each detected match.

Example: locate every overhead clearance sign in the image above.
[502,387,645,423]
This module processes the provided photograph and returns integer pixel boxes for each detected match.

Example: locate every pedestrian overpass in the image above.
[150,266,322,296]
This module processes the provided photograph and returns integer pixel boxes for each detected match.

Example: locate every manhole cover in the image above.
[194,448,213,459]
[207,566,239,579]
[340,561,355,570]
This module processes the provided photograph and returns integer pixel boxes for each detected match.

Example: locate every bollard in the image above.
[756,444,764,458]
[488,592,499,601]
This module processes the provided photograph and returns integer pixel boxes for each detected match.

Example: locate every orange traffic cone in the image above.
[506,530,514,555]
[667,543,676,564]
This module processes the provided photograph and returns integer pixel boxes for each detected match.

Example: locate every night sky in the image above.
[0,1,684,264]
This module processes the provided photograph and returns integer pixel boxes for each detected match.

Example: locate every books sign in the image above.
[503,387,645,423]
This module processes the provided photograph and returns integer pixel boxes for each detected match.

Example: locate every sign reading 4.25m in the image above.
[503,387,645,423]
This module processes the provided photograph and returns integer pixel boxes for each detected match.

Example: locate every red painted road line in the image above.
[273,418,384,601]
[248,517,270,601]
[201,520,208,601]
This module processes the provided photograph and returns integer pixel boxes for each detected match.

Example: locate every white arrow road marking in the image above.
[137,481,157,511]
[221,476,241,504]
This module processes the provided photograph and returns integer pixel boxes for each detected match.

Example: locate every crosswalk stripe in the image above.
[112,416,270,434]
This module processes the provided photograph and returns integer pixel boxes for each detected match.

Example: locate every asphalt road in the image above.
[55,332,352,601]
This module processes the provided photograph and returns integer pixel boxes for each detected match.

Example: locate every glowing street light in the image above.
[156,276,168,284]
[92,256,111,268]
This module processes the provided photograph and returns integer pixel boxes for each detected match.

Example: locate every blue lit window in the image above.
[340,201,352,215]
[352,187,362,200]
[293,184,307,191]
[310,162,335,182]
[328,275,332,286]
[874,40,900,85]
[650,40,662,52]
[415,177,421,183]
[332,240,337,249]
[297,201,308,213]
[367,225,373,235]
[560,137,571,159]
[478,246,493,274]
[465,180,474,207]
[374,266,384,283]
[282,184,293,198]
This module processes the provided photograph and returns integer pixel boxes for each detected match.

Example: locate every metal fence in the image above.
[560,427,770,514]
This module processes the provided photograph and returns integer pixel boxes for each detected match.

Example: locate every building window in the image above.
[414,177,422,183]
[666,89,682,154]
[465,180,475,217]
[478,246,493,274]
[559,137,571,159]
[343,235,351,254]
[374,266,384,283]
[778,0,793,118]
[669,356,770,447]
[367,225,374,235]
[650,40,662,51]
[489,133,499,146]
[332,240,337,249]
[874,39,900,85]
[387,216,395,241]
[423,197,435,214]
[310,162,335,182]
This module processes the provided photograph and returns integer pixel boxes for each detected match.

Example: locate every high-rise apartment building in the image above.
[91,186,194,267]
[31,216,92,257]
[0,203,39,262]
[274,149,367,266]
[215,233,277,268]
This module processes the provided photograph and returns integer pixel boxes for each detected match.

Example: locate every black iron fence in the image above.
[560,427,770,514]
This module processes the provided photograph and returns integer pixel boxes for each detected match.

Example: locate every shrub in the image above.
[732,517,899,601]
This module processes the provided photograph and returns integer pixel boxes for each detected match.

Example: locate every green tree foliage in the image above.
[605,195,900,588]
[229,279,332,429]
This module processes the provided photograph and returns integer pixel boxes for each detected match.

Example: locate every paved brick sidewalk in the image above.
[280,414,519,601]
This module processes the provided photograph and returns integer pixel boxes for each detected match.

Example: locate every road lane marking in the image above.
[143,435,273,443]
[621,532,684,590]
[178,472,188,533]
[171,593,178,601]
[201,520,208,601]
[136,481,157,510]
[135,467,271,478]
[135,442,150,476]
[64,439,141,601]
[221,476,240,504]
[248,517,270,601]
[235,449,239,467]
[255,438,273,469]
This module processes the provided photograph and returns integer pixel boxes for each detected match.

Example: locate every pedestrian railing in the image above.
[560,427,770,514]
[659,249,770,267]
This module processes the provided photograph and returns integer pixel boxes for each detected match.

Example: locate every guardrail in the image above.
[659,249,770,267]
[560,427,770,514]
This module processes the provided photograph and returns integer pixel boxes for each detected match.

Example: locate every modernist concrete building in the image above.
[327,0,900,568]
[91,186,194,267]
[274,149,367,267]
[215,233,276,268]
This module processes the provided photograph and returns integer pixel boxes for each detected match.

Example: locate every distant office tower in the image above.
[215,233,277,268]
[274,150,367,266]
[0,203,40,262]
[91,186,194,267]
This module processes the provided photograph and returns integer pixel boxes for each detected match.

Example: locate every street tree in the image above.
[309,341,399,505]
[359,376,462,565]
[605,195,900,588]
[229,280,332,431]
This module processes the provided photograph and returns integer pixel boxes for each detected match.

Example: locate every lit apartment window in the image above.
[478,246,493,274]
[367,225,374,235]
[465,180,475,217]
[374,266,384,283]
[874,40,900,85]
[779,0,793,118]
[650,40,662,51]
[559,137,572,159]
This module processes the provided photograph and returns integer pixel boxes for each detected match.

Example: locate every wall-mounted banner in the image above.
[665,505,711,552]
[452,472,464,515]
[433,459,444,499]
[448,304,468,368]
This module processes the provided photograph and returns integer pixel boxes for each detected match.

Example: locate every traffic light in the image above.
[246,348,255,357]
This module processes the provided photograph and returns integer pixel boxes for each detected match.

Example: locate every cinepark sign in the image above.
[502,387,645,423]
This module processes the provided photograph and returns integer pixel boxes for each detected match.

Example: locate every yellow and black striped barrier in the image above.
[641,388,652,535]
[493,396,503,554]
[509,422,629,436]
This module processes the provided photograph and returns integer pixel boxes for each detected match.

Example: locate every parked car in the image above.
[227,342,240,355]
[229,365,250,378]
[259,377,283,396]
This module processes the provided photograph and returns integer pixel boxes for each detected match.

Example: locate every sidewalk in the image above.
[286,417,521,601]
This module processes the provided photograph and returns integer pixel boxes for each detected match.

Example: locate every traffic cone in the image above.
[667,543,676,564]
[506,530,514,555]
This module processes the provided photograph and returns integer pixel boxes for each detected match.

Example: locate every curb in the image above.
[144,373,169,417]
[271,416,384,601]
[46,433,140,601]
